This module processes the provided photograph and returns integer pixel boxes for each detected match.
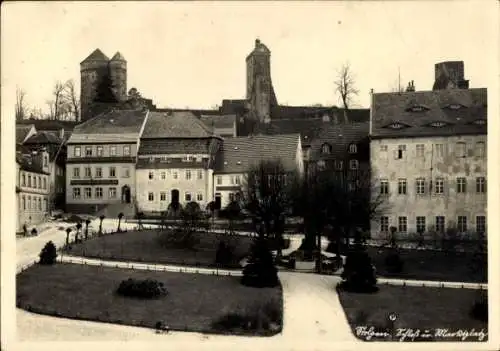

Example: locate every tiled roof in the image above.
[16,124,34,144]
[200,114,237,130]
[253,118,326,146]
[138,137,222,155]
[24,131,63,145]
[141,111,213,139]
[16,119,78,131]
[371,88,487,138]
[310,122,370,161]
[271,105,369,123]
[153,107,220,118]
[69,109,148,143]
[81,48,109,63]
[215,134,300,174]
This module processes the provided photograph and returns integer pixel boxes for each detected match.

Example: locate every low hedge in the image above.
[116,278,167,299]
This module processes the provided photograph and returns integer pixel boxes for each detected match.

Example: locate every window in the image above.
[458,216,467,232]
[476,177,486,193]
[148,171,154,180]
[43,178,47,189]
[416,178,426,195]
[435,144,444,157]
[398,217,407,233]
[123,145,131,156]
[197,193,203,202]
[85,146,92,156]
[380,216,389,232]
[22,174,26,186]
[455,142,466,158]
[173,171,178,180]
[416,216,426,233]
[476,216,486,233]
[160,192,167,201]
[435,216,445,233]
[186,170,192,180]
[349,159,359,170]
[229,193,235,202]
[122,167,130,178]
[74,146,81,157]
[457,177,467,193]
[197,170,203,180]
[398,179,407,195]
[380,179,389,195]
[109,188,117,198]
[321,143,331,154]
[161,172,166,180]
[73,188,81,199]
[349,144,357,154]
[84,187,92,199]
[185,192,192,202]
[475,142,485,158]
[235,175,241,185]
[43,155,48,167]
[110,146,117,156]
[43,199,47,211]
[380,145,388,152]
[38,198,41,210]
[84,167,92,178]
[22,196,25,210]
[109,167,116,178]
[416,144,425,157]
[27,175,32,187]
[217,176,222,185]
[396,145,406,159]
[95,187,103,199]
[348,182,356,191]
[335,161,343,170]
[434,178,444,194]
[97,146,103,156]
[148,192,154,201]
[27,196,31,210]
[73,167,80,178]
[33,176,37,188]
[95,167,102,178]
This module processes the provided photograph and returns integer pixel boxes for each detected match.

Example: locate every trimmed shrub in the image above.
[339,247,378,293]
[116,278,167,299]
[39,241,58,265]
[384,251,404,273]
[215,240,235,265]
[241,238,279,288]
[470,291,488,322]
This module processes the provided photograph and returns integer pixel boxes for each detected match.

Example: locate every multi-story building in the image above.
[65,109,149,214]
[16,148,51,232]
[213,134,304,209]
[135,111,221,214]
[370,87,487,238]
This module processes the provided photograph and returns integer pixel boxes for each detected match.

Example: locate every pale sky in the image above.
[1,1,498,115]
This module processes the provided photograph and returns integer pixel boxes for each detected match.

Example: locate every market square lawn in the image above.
[338,284,488,342]
[16,263,283,336]
[65,229,254,268]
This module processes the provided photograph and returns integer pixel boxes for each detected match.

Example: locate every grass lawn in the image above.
[65,230,255,268]
[17,263,283,336]
[364,246,487,283]
[338,285,488,342]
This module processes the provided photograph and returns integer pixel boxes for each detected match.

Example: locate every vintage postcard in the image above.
[1,1,499,351]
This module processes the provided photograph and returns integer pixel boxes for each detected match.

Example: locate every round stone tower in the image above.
[109,52,127,102]
[80,48,110,122]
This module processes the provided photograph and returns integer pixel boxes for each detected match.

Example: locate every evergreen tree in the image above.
[94,65,119,103]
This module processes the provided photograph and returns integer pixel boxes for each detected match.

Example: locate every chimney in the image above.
[255,38,261,47]
[406,80,416,92]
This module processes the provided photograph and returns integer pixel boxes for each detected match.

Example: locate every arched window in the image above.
[349,144,357,154]
[321,143,332,154]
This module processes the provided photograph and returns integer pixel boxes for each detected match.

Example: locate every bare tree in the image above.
[16,87,28,121]
[334,63,359,114]
[46,81,66,120]
[63,80,80,121]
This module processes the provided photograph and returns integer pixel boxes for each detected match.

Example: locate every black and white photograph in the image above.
[1,1,498,350]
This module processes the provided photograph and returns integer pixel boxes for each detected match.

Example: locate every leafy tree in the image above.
[219,201,242,234]
[117,212,124,232]
[84,219,91,240]
[181,202,202,234]
[98,215,105,235]
[39,241,58,265]
[339,244,378,293]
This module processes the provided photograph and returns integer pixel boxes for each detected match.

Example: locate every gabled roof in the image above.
[16,149,50,175]
[110,51,126,61]
[16,119,78,131]
[24,131,63,145]
[81,48,109,63]
[200,114,237,130]
[16,124,35,144]
[68,109,148,143]
[215,134,300,174]
[372,88,487,138]
[141,111,213,139]
[310,122,369,161]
